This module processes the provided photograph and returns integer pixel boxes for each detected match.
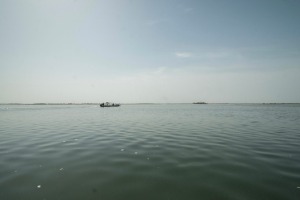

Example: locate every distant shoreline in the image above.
[0,103,299,105]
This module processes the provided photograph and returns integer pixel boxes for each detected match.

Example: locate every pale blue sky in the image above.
[1,0,300,103]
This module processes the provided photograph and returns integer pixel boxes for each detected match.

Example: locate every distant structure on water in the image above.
[193,102,207,104]
[100,102,120,107]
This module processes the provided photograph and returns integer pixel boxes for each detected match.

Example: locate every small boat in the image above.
[193,102,207,104]
[100,102,120,107]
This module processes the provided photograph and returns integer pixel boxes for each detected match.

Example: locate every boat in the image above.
[193,102,207,104]
[100,102,120,107]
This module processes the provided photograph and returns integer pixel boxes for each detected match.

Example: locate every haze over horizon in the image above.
[1,0,300,104]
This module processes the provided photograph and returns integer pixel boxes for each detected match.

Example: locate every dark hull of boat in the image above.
[100,104,120,107]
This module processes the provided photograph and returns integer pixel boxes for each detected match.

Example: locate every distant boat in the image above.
[193,102,207,104]
[100,102,120,107]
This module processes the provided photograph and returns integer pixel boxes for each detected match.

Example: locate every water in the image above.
[0,104,300,200]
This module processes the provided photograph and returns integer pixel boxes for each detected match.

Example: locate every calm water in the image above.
[0,104,300,200]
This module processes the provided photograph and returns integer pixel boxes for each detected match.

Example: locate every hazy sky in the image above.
[1,0,300,103]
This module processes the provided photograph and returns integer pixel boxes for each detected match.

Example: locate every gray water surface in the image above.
[1,104,300,200]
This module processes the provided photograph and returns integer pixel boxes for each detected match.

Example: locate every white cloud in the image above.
[175,52,193,58]
[153,67,167,75]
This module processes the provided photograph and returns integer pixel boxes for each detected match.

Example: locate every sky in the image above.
[1,0,300,103]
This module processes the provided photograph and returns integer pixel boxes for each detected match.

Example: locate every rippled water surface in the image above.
[1,104,300,200]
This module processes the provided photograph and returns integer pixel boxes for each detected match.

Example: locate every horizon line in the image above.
[1,102,300,105]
